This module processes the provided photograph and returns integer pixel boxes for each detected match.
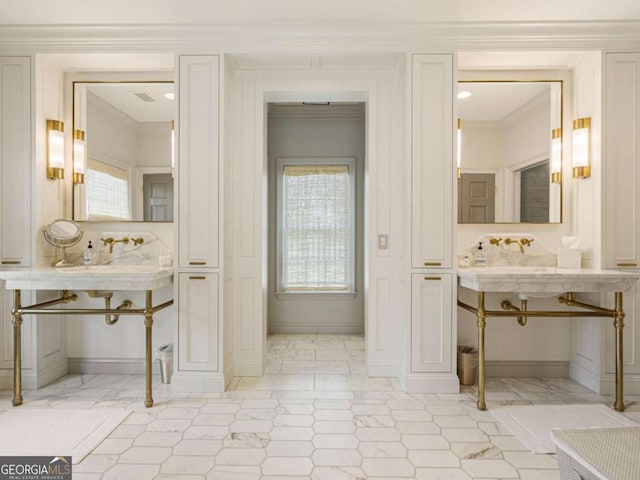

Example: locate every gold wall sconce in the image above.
[550,128,562,183]
[46,119,65,180]
[73,129,86,184]
[572,117,591,179]
[456,118,462,179]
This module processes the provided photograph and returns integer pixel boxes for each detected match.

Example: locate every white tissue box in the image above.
[557,248,581,269]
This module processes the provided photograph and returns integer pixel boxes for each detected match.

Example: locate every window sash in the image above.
[85,158,131,221]
[276,158,356,293]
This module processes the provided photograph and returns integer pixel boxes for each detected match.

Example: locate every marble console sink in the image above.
[458,266,639,294]
[0,265,173,291]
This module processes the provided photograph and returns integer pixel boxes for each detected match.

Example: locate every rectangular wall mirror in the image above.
[457,80,563,224]
[73,81,174,222]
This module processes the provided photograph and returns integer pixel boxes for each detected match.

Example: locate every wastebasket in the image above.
[457,345,478,386]
[156,344,173,384]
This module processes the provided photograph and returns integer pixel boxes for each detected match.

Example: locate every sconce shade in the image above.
[456,118,462,179]
[550,128,562,183]
[73,129,86,184]
[171,120,175,169]
[46,119,65,180]
[572,117,591,179]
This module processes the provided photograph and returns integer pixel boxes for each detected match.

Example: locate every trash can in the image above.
[156,344,173,384]
[457,345,478,386]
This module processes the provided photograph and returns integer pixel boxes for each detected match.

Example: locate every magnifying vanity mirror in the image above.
[44,219,83,267]
[73,81,174,222]
[457,80,563,224]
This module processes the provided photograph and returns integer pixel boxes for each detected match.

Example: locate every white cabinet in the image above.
[178,55,220,268]
[174,54,224,391]
[178,273,219,372]
[604,53,640,269]
[411,54,454,269]
[0,56,31,267]
[600,52,640,391]
[406,54,457,393]
[411,273,454,373]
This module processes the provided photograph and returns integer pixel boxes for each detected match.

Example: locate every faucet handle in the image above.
[100,237,114,245]
[131,237,145,246]
[489,238,502,246]
[521,238,534,246]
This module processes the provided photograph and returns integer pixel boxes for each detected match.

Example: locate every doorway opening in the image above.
[266,102,366,337]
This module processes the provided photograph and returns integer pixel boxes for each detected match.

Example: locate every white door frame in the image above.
[229,65,405,380]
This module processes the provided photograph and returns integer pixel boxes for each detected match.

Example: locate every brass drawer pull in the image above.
[1,261,20,265]
[189,261,206,265]
[617,262,637,267]
[424,276,441,281]
[189,276,207,280]
[423,262,442,266]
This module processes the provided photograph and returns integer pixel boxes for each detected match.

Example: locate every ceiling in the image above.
[1,0,639,25]
[86,83,174,123]
[457,82,551,123]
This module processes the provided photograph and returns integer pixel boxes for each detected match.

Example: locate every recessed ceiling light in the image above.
[164,92,175,100]
[457,91,472,100]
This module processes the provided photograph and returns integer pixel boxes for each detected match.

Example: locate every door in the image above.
[458,173,495,223]
[143,173,174,221]
[519,162,549,223]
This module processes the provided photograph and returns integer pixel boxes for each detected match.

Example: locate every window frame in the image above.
[275,156,357,295]
[85,153,133,221]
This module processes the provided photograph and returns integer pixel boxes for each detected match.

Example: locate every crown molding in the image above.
[1,21,640,53]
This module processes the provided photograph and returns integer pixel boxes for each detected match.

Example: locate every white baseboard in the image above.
[486,360,569,378]
[596,373,640,395]
[570,362,602,393]
[368,363,398,377]
[171,371,225,392]
[403,373,460,394]
[233,363,263,377]
[269,324,364,335]
[34,359,68,389]
[68,357,159,375]
[0,369,17,390]
[0,361,68,390]
[223,351,234,389]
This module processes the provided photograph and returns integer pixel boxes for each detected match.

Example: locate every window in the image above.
[277,158,356,293]
[85,158,131,221]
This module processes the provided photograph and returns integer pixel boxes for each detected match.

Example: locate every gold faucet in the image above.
[100,236,129,254]
[489,237,502,246]
[504,237,534,254]
[130,237,145,246]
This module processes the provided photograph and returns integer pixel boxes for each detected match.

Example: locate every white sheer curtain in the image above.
[85,158,131,221]
[281,164,352,291]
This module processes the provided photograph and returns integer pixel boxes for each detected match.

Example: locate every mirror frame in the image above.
[72,79,175,223]
[457,79,564,225]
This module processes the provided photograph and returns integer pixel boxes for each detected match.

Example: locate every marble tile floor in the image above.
[0,333,639,479]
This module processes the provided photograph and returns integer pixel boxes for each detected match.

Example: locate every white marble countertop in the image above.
[0,265,174,291]
[458,267,639,293]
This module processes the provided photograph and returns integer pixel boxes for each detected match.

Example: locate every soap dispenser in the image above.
[83,241,94,265]
[475,241,487,266]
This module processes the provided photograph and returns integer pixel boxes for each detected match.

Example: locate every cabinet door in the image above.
[0,57,31,267]
[411,272,453,373]
[411,54,454,269]
[178,55,220,268]
[0,282,33,370]
[605,53,640,269]
[178,273,219,372]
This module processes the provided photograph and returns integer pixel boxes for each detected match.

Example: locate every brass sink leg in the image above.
[477,291,487,411]
[11,290,23,406]
[144,290,154,408]
[614,291,625,412]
